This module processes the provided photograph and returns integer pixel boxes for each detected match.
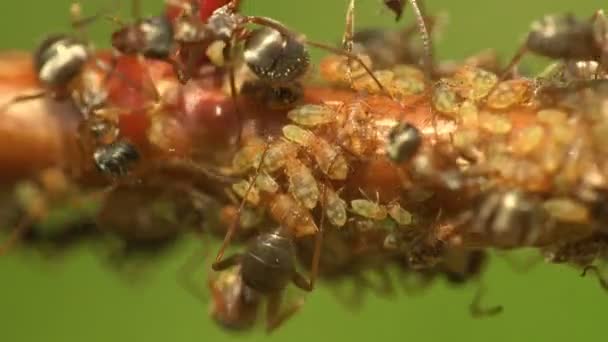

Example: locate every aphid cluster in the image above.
[2,0,608,334]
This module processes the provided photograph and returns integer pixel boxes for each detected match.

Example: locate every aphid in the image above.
[211,228,317,333]
[93,139,140,177]
[286,104,335,127]
[502,10,608,78]
[282,124,349,180]
[284,158,319,210]
[387,202,413,226]
[351,199,387,221]
[321,185,348,228]
[386,122,422,163]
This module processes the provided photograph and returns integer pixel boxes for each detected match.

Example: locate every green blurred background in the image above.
[0,1,606,341]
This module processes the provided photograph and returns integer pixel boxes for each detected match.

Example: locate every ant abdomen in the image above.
[34,34,88,89]
[244,27,310,84]
[240,229,297,294]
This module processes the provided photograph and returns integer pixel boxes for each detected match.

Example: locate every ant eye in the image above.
[244,27,310,83]
[34,35,88,88]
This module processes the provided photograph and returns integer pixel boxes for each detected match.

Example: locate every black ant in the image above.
[210,228,316,332]
[501,10,608,79]
[208,139,325,332]
[0,3,148,178]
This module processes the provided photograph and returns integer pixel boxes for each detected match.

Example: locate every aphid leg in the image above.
[581,265,608,291]
[266,292,304,333]
[0,217,32,256]
[342,0,356,87]
[212,253,243,271]
[214,142,272,263]
[469,285,503,318]
[243,16,389,97]
[176,246,210,303]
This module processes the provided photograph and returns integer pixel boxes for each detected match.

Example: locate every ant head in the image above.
[33,34,89,89]
[244,27,310,84]
[111,16,174,59]
[387,121,422,163]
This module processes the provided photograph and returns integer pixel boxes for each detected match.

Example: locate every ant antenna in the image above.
[215,139,272,263]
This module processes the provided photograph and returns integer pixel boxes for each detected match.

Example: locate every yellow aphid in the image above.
[263,140,298,172]
[254,172,279,193]
[387,203,413,225]
[231,180,260,205]
[287,104,336,126]
[322,186,347,227]
[350,199,387,220]
[285,159,319,209]
[282,124,314,146]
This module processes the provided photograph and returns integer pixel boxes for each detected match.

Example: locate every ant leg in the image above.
[499,41,529,81]
[469,285,503,318]
[212,253,242,271]
[228,0,242,11]
[131,0,141,21]
[0,217,33,256]
[291,181,325,292]
[406,0,434,78]
[0,91,47,114]
[214,142,271,263]
[176,246,209,304]
[266,291,303,333]
[581,265,608,291]
[226,37,243,146]
[591,10,608,78]
[342,0,356,87]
